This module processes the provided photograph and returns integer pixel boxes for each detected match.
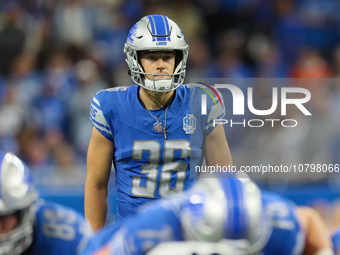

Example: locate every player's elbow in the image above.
[297,206,333,255]
[297,206,324,231]
[85,176,109,193]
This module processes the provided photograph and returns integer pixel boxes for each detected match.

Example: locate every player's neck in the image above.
[139,87,175,110]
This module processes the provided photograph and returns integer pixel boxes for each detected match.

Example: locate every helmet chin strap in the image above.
[144,77,174,92]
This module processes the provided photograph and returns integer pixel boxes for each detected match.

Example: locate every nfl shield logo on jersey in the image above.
[183,114,196,134]
[154,122,164,132]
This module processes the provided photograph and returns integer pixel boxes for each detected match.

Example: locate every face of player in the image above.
[0,212,19,234]
[139,51,175,80]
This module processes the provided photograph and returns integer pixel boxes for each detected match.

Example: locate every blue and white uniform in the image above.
[0,152,92,255]
[90,84,225,222]
[81,191,304,255]
[26,200,92,255]
[261,192,305,255]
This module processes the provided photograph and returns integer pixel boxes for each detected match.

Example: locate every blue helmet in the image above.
[124,14,189,92]
[0,152,37,254]
[180,176,271,254]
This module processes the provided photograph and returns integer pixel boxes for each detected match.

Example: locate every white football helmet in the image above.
[180,177,271,254]
[0,152,37,255]
[124,14,189,92]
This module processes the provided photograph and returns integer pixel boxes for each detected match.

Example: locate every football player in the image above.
[0,152,92,255]
[85,14,232,230]
[82,176,333,255]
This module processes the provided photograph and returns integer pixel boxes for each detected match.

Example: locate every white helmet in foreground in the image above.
[0,152,37,255]
[180,177,272,254]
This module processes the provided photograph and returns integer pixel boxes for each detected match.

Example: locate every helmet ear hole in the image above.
[174,50,183,70]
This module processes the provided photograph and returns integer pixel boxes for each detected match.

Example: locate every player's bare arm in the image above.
[203,123,232,167]
[85,127,114,231]
[296,206,334,255]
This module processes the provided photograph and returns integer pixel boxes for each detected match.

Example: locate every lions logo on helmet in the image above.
[124,14,189,92]
[0,152,37,255]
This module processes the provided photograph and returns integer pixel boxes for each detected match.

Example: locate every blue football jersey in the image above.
[82,191,305,255]
[90,84,225,222]
[81,197,184,255]
[28,199,92,255]
[262,192,305,255]
[332,227,340,255]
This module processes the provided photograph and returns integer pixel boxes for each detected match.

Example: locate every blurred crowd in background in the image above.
[1,0,340,234]
[0,0,339,172]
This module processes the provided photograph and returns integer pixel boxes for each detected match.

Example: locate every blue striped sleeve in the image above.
[89,95,113,141]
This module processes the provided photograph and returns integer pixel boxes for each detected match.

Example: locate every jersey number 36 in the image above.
[131,140,190,198]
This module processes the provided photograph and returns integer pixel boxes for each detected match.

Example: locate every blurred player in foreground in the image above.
[332,227,340,255]
[0,152,92,255]
[82,176,333,255]
[85,14,232,230]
